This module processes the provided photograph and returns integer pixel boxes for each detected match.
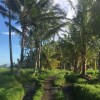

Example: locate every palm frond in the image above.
[3,0,20,13]
[5,22,22,34]
[53,5,66,16]
[43,23,66,39]
[41,16,65,21]
[0,5,8,18]
[36,0,50,8]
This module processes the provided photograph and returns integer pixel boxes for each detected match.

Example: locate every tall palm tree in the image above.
[28,0,66,72]
[4,0,32,67]
[0,2,15,74]
[68,0,95,76]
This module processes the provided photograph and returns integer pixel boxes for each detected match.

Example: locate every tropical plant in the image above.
[0,1,15,74]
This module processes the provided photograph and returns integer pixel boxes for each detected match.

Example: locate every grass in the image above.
[0,68,24,100]
[86,69,99,75]
[33,88,43,100]
[1,68,99,100]
[55,90,65,100]
[73,84,100,100]
[53,71,66,86]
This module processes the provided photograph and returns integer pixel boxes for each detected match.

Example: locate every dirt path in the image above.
[22,77,74,100]
[41,76,56,100]
[42,77,74,100]
[23,82,35,100]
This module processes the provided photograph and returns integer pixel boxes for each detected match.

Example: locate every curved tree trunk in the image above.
[9,11,13,74]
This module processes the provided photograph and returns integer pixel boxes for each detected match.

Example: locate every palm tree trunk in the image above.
[9,11,13,74]
[34,39,41,74]
[82,51,86,76]
[94,58,97,70]
[30,47,33,67]
[98,51,100,80]
[74,58,78,74]
[34,40,38,74]
[38,41,41,73]
[82,56,86,76]
[20,28,25,67]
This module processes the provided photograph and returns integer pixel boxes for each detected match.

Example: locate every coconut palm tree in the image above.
[0,2,16,74]
[68,0,96,76]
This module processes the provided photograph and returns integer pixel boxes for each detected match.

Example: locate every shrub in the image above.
[86,69,99,75]
[33,88,43,100]
[54,72,66,86]
[0,84,24,100]
[55,90,65,100]
[73,84,100,100]
[0,68,24,100]
[65,72,78,83]
[76,78,87,84]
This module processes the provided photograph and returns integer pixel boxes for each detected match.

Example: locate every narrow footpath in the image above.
[42,76,74,100]
[22,77,74,100]
[23,82,35,100]
[41,76,56,100]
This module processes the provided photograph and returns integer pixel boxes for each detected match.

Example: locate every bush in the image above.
[65,72,78,83]
[86,69,99,75]
[33,88,43,100]
[76,78,87,84]
[73,84,100,100]
[54,72,66,86]
[0,68,24,100]
[55,90,65,100]
[0,84,24,100]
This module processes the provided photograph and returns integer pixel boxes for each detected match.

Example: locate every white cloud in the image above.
[53,0,78,19]
[53,0,67,11]
[2,32,16,35]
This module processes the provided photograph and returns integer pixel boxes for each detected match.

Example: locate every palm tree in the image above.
[68,0,96,76]
[0,2,15,74]
[4,0,33,67]
[28,0,66,72]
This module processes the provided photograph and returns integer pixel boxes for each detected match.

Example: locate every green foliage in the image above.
[86,69,99,75]
[15,69,35,83]
[65,72,88,84]
[54,72,66,86]
[0,84,24,100]
[33,88,43,100]
[65,72,78,83]
[73,84,100,100]
[55,90,65,100]
[0,68,24,100]
[76,78,87,84]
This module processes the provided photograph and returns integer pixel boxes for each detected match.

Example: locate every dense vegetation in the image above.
[0,0,100,100]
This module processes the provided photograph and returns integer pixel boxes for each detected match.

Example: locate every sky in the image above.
[0,0,77,65]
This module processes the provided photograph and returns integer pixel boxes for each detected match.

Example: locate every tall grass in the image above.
[0,68,24,100]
